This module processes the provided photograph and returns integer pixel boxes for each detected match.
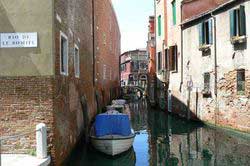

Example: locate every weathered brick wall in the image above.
[94,0,121,109]
[216,70,250,131]
[53,0,96,164]
[176,1,250,133]
[0,76,54,154]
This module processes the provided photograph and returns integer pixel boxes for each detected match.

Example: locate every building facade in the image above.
[154,0,182,110]
[94,0,121,112]
[153,0,250,132]
[155,0,169,109]
[120,49,148,89]
[0,0,120,164]
[179,0,250,132]
[147,16,157,105]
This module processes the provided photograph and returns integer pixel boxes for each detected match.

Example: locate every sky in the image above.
[111,0,154,53]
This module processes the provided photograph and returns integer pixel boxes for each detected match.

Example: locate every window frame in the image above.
[230,6,246,38]
[60,31,69,76]
[203,72,211,92]
[169,45,178,72]
[237,69,245,95]
[74,44,80,78]
[198,19,213,47]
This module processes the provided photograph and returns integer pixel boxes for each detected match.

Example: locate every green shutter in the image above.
[208,19,213,44]
[172,0,176,25]
[198,23,203,46]
[230,10,236,37]
[158,15,161,36]
[239,5,246,36]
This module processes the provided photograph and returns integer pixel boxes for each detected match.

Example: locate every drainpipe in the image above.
[92,0,95,86]
[211,13,218,125]
[180,3,184,92]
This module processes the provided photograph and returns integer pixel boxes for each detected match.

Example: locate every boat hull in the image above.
[90,134,135,156]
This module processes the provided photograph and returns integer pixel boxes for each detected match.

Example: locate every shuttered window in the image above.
[158,15,161,36]
[165,49,168,69]
[169,46,177,71]
[172,0,176,25]
[157,52,162,71]
[230,6,246,38]
[198,19,213,46]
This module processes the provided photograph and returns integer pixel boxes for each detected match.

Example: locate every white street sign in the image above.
[0,32,38,48]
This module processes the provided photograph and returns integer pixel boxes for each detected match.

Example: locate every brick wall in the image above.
[53,0,96,164]
[0,76,54,154]
[94,0,121,108]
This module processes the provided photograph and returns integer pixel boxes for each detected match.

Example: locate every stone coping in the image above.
[0,154,51,166]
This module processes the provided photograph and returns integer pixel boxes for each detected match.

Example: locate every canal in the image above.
[65,100,250,166]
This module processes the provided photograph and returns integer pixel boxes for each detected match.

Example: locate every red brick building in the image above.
[94,0,121,111]
[147,16,157,105]
[120,49,148,88]
[0,0,120,164]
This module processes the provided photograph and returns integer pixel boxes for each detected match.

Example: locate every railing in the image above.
[0,123,48,165]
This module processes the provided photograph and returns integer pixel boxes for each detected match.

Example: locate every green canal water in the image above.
[65,100,250,166]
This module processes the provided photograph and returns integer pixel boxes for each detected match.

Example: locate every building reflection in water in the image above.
[130,100,250,166]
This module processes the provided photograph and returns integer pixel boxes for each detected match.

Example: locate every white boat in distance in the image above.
[90,128,135,156]
[90,110,135,156]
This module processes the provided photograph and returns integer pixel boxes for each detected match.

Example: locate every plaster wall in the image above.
[0,0,54,76]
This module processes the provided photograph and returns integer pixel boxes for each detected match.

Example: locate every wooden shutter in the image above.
[169,48,173,71]
[174,46,178,71]
[239,5,246,36]
[198,23,203,46]
[208,19,213,44]
[165,49,168,70]
[230,10,236,37]
[172,0,176,25]
[169,46,174,71]
[158,15,161,36]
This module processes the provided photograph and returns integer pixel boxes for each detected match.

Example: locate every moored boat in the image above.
[90,111,135,156]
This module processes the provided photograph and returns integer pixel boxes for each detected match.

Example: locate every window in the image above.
[74,44,80,78]
[198,19,213,46]
[60,31,68,75]
[204,73,210,92]
[172,0,176,25]
[230,6,246,38]
[203,72,211,97]
[169,46,177,71]
[157,52,162,72]
[158,15,161,36]
[237,69,245,94]
[165,49,168,69]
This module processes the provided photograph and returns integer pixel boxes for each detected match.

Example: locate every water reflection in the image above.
[130,100,250,166]
[65,145,136,166]
[65,100,250,166]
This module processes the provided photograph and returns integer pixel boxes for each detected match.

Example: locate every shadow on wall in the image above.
[171,94,202,122]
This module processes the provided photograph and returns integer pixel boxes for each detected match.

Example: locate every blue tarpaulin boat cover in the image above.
[94,114,131,137]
